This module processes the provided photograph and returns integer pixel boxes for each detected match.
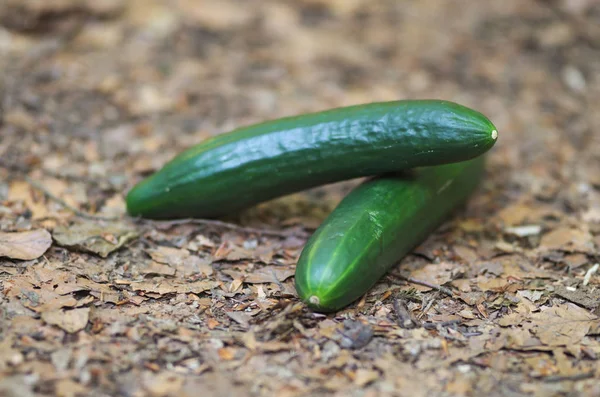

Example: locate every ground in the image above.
[1,1,600,396]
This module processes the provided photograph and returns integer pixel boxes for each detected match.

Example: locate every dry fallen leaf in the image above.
[148,246,213,276]
[217,347,237,361]
[142,371,184,397]
[54,378,88,397]
[539,227,595,254]
[531,304,597,346]
[148,246,191,266]
[554,285,600,309]
[53,222,138,258]
[130,280,215,295]
[8,180,48,219]
[41,308,91,333]
[408,262,456,291]
[222,266,295,284]
[226,311,253,328]
[477,277,509,292]
[0,229,52,260]
[453,245,478,264]
[352,369,379,387]
[140,261,177,276]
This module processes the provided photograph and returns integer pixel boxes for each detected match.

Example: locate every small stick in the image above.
[422,319,462,330]
[269,268,286,292]
[389,272,454,297]
[583,263,599,286]
[24,175,120,222]
[393,297,418,329]
[133,217,307,238]
[12,164,308,237]
[540,372,595,383]
[418,293,438,321]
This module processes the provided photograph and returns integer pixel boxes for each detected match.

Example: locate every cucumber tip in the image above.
[308,296,320,306]
[491,129,498,140]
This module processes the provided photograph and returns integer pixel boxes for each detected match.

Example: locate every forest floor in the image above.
[1,1,600,396]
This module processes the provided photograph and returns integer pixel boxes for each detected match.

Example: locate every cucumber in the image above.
[294,156,486,312]
[126,100,497,219]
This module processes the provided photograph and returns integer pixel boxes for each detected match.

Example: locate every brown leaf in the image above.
[477,277,509,292]
[531,304,597,346]
[213,242,255,262]
[408,262,456,291]
[130,280,215,295]
[498,312,526,327]
[226,311,253,328]
[495,202,556,227]
[451,279,472,292]
[0,229,52,260]
[148,246,213,277]
[539,227,595,254]
[495,254,555,280]
[217,347,237,361]
[55,276,114,296]
[54,379,88,397]
[562,253,589,268]
[445,377,472,395]
[554,285,600,309]
[0,338,24,370]
[142,371,184,397]
[453,245,478,264]
[352,369,379,387]
[140,261,176,276]
[41,308,90,333]
[257,341,290,353]
[222,266,295,284]
[148,246,191,266]
[33,295,78,313]
[8,180,48,219]
[53,222,138,258]
[206,318,220,330]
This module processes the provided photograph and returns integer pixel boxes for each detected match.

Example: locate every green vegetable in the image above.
[294,156,487,312]
[126,99,497,219]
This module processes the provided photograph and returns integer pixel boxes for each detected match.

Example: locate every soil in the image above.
[1,1,599,396]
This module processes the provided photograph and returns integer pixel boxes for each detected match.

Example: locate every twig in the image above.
[389,272,454,297]
[540,372,595,383]
[461,331,482,337]
[8,162,308,237]
[3,18,85,111]
[418,293,438,321]
[583,263,599,286]
[422,319,462,330]
[24,175,120,222]
[393,297,418,329]
[2,160,120,221]
[0,159,99,184]
[133,217,307,238]
[269,268,286,292]
[0,159,29,174]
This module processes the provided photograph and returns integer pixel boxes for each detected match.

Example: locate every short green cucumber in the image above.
[126,100,497,219]
[294,156,486,312]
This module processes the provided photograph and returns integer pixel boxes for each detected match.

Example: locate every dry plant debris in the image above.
[1,0,600,396]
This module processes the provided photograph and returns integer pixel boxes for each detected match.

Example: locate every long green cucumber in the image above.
[126,100,497,219]
[294,156,486,312]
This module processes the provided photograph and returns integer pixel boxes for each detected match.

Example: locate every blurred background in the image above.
[1,1,598,220]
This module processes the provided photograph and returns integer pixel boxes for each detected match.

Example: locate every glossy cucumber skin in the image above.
[294,156,486,312]
[126,100,496,219]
